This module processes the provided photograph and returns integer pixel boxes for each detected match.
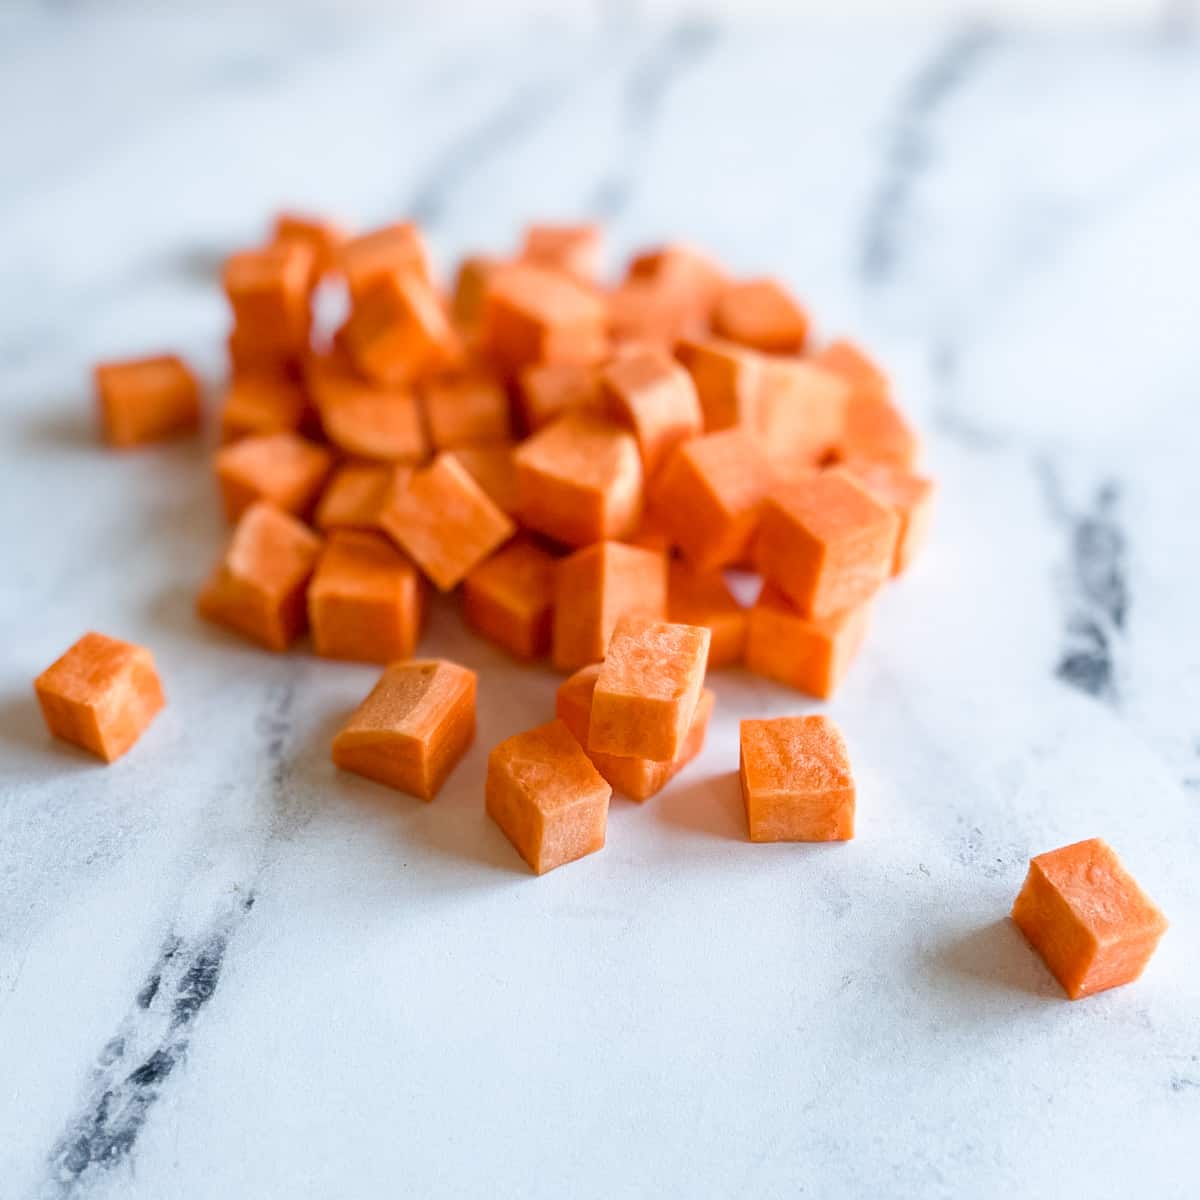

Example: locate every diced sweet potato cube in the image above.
[337,222,435,301]
[214,431,333,523]
[754,469,898,619]
[626,243,727,318]
[452,254,505,331]
[668,561,746,669]
[520,222,602,281]
[600,348,703,476]
[624,508,673,555]
[447,443,519,516]
[552,541,667,672]
[219,371,308,442]
[755,358,848,469]
[314,464,404,533]
[606,279,698,351]
[1011,838,1169,1000]
[331,659,476,800]
[379,453,515,591]
[486,719,610,874]
[744,583,870,698]
[812,339,889,402]
[34,632,165,763]
[843,461,934,575]
[651,429,771,571]
[422,370,512,449]
[739,715,855,842]
[713,278,808,354]
[675,336,763,432]
[223,242,314,363]
[556,664,714,801]
[271,212,348,277]
[513,412,643,547]
[196,502,322,651]
[463,538,556,660]
[94,355,201,448]
[814,341,918,467]
[516,361,603,432]
[308,530,425,663]
[308,354,429,463]
[588,616,710,762]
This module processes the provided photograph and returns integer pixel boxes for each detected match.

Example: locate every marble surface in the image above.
[3,6,1199,1198]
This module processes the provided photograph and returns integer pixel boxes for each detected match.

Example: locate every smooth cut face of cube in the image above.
[447,444,519,517]
[423,371,511,449]
[675,336,763,432]
[486,719,611,874]
[220,371,308,442]
[338,223,435,300]
[517,361,603,432]
[314,464,396,532]
[600,349,703,476]
[308,356,429,463]
[95,355,201,448]
[713,278,809,354]
[739,715,855,842]
[222,243,313,352]
[667,560,747,670]
[463,538,557,660]
[754,359,848,469]
[214,432,333,523]
[331,659,477,800]
[844,461,935,575]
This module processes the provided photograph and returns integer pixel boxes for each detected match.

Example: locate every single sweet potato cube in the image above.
[34,632,165,763]
[668,561,746,669]
[651,429,771,571]
[740,715,855,842]
[513,412,643,547]
[624,508,673,555]
[843,461,934,575]
[552,541,667,672]
[744,583,871,698]
[520,222,602,281]
[755,358,849,469]
[1011,838,1169,1000]
[308,530,425,663]
[314,464,404,533]
[754,469,898,619]
[94,355,201,448]
[486,719,611,874]
[337,222,435,301]
[556,664,714,801]
[223,242,314,362]
[214,431,333,523]
[422,370,512,449]
[447,443,519,516]
[308,354,429,463]
[463,537,556,660]
[626,243,727,319]
[516,361,603,432]
[812,339,889,402]
[605,279,698,352]
[271,212,348,277]
[331,659,476,800]
[712,278,808,354]
[452,254,505,331]
[814,341,918,467]
[196,502,322,651]
[600,348,703,476]
[379,453,515,591]
[588,616,710,762]
[675,336,763,432]
[219,371,308,442]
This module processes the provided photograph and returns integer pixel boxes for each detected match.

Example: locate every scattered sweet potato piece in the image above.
[600,348,703,476]
[755,358,848,469]
[314,464,403,533]
[34,632,165,763]
[588,615,710,762]
[307,354,428,463]
[520,222,602,281]
[219,370,308,442]
[675,336,763,432]
[196,502,321,651]
[308,530,425,663]
[739,715,855,842]
[486,719,611,874]
[422,370,512,449]
[668,561,746,669]
[337,222,435,301]
[94,355,201,448]
[447,443,519,517]
[331,659,476,800]
[223,242,314,364]
[214,431,333,523]
[516,361,603,432]
[271,212,347,277]
[463,537,556,660]
[1011,838,1168,1000]
[712,278,808,354]
[843,461,935,575]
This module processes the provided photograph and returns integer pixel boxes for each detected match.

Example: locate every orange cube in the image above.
[1012,838,1168,1000]
[422,370,512,449]
[308,530,425,663]
[651,429,771,571]
[271,212,348,277]
[452,254,505,331]
[556,664,714,801]
[379,453,515,591]
[668,561,746,669]
[486,719,611,874]
[600,348,703,476]
[588,616,710,762]
[219,371,308,442]
[606,279,697,351]
[336,222,435,301]
[331,659,476,800]
[675,336,763,432]
[712,278,808,354]
[94,355,201,448]
[513,412,643,547]
[196,502,322,651]
[314,464,401,533]
[740,715,856,842]
[814,341,918,467]
[626,243,727,319]
[552,541,667,672]
[214,431,333,523]
[843,461,935,575]
[744,583,871,698]
[463,538,556,660]
[812,339,889,402]
[755,358,848,469]
[223,242,314,362]
[447,443,519,516]
[34,632,165,763]
[308,354,429,463]
[754,469,898,619]
[516,361,602,432]
[520,221,602,281]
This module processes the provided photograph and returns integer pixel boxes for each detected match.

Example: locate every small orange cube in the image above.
[219,370,308,442]
[626,243,727,319]
[447,444,519,517]
[94,355,201,448]
[463,538,557,660]
[605,279,697,351]
[520,221,602,281]
[712,278,809,354]
[675,336,763,432]
[452,254,505,331]
[668,561,747,669]
[740,715,856,842]
[486,719,611,874]
[34,632,165,763]
[271,211,348,277]
[600,348,703,476]
[422,370,512,449]
[812,339,889,402]
[1011,838,1169,1000]
[314,464,402,533]
[516,361,603,432]
[214,431,333,523]
[223,242,314,362]
[331,659,476,800]
[588,616,710,762]
[336,222,435,301]
[814,341,918,467]
[843,461,935,575]
[308,354,429,463]
[755,358,848,469]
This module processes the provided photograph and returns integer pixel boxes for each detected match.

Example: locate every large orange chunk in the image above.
[744,584,871,698]
[308,354,428,463]
[588,616,710,762]
[513,412,643,547]
[755,358,848,469]
[336,222,435,301]
[651,428,771,571]
[739,715,855,842]
[520,221,602,281]
[34,632,165,763]
[843,461,935,575]
[308,530,425,663]
[754,469,898,619]
[516,361,603,432]
[486,719,611,874]
[314,464,401,533]
[668,561,746,669]
[214,431,333,522]
[219,371,308,442]
[600,348,703,476]
[552,541,667,672]
[379,453,515,591]
[1011,838,1168,1000]
[463,538,556,660]
[331,659,476,801]
[675,336,763,432]
[448,444,519,517]
[271,211,348,277]
[196,502,322,651]
[713,278,808,354]
[223,242,314,364]
[422,370,511,449]
[556,664,714,801]
[94,355,201,448]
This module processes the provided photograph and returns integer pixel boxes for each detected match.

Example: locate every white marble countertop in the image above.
[2,5,1199,1199]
